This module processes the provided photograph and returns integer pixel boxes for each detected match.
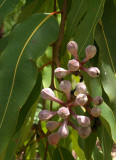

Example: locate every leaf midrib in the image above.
[0,14,51,128]
[78,0,104,55]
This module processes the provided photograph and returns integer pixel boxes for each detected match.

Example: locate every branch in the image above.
[53,0,68,67]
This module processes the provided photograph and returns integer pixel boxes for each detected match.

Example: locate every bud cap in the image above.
[48,132,60,145]
[46,121,59,131]
[57,107,70,119]
[93,96,103,105]
[76,115,90,127]
[85,45,97,60]
[75,82,87,95]
[41,88,55,100]
[75,94,88,106]
[68,59,80,71]
[78,126,91,138]
[54,67,69,78]
[58,121,69,138]
[60,80,72,94]
[38,110,56,121]
[91,107,101,117]
[67,41,78,58]
[87,67,100,77]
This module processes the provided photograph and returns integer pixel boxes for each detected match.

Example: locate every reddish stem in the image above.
[79,66,88,72]
[38,60,53,72]
[68,121,78,130]
[53,97,66,106]
[50,11,62,16]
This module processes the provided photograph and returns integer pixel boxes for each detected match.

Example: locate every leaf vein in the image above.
[101,20,116,75]
[0,0,6,8]
[78,0,104,55]
[0,14,51,128]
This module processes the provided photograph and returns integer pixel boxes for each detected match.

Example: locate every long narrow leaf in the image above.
[0,13,59,155]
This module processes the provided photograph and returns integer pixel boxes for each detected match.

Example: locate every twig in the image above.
[54,88,64,93]
[43,141,49,160]
[43,1,68,159]
[38,60,53,72]
[53,0,68,67]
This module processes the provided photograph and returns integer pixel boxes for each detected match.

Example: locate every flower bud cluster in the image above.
[38,41,103,146]
[54,41,100,79]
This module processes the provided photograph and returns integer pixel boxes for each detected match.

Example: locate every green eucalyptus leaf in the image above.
[52,146,75,160]
[95,24,116,117]
[84,132,97,160]
[0,36,9,54]
[74,0,105,57]
[92,145,103,160]
[99,102,116,142]
[0,13,59,155]
[0,0,19,26]
[3,73,42,159]
[42,65,52,88]
[97,126,113,160]
[18,0,46,23]
[71,129,86,160]
[26,140,37,160]
[113,0,116,6]
[102,0,116,73]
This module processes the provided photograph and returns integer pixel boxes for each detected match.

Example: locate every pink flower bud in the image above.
[75,82,87,95]
[38,110,57,121]
[67,41,78,59]
[68,59,80,71]
[85,45,97,60]
[46,121,59,131]
[41,88,55,100]
[58,121,69,138]
[91,107,101,117]
[60,80,72,94]
[57,107,70,119]
[76,115,90,127]
[87,67,100,77]
[54,67,70,78]
[78,126,91,138]
[93,96,103,105]
[75,94,88,106]
[48,132,60,145]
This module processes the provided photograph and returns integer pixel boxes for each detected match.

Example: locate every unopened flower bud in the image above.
[38,110,57,121]
[57,107,70,119]
[87,67,100,77]
[54,67,70,78]
[48,132,60,145]
[68,59,80,71]
[75,82,87,95]
[76,115,90,127]
[41,88,55,101]
[60,80,72,94]
[78,126,91,138]
[58,121,69,138]
[67,41,78,59]
[85,45,97,60]
[75,94,88,106]
[46,121,59,131]
[93,96,103,105]
[91,107,101,117]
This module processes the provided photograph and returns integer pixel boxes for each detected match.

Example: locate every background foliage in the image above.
[0,0,116,159]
